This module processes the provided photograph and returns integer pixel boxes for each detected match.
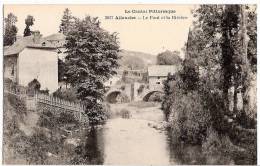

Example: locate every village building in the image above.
[104,75,121,87]
[147,65,177,90]
[122,68,147,83]
[3,31,64,93]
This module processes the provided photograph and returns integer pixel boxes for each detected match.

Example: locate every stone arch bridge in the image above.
[105,83,164,103]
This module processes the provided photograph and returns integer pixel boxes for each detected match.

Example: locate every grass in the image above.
[3,93,91,165]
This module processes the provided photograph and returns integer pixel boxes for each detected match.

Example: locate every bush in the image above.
[147,92,164,102]
[7,93,27,115]
[28,79,41,91]
[202,127,242,165]
[168,91,211,144]
[53,88,78,102]
[85,103,108,125]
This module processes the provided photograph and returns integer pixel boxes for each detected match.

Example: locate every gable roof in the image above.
[44,33,66,41]
[4,34,60,56]
[4,36,34,56]
[148,65,177,77]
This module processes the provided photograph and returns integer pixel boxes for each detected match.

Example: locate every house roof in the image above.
[148,65,177,77]
[44,33,66,41]
[4,34,62,56]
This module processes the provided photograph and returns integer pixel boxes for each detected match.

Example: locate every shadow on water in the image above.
[84,127,105,165]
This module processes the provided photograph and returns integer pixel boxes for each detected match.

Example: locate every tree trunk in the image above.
[221,5,234,113]
[240,5,250,115]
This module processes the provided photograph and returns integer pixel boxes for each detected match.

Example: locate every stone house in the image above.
[147,65,177,90]
[3,31,64,93]
[122,69,147,83]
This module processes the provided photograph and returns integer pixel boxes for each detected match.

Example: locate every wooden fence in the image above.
[35,93,85,112]
[4,85,88,123]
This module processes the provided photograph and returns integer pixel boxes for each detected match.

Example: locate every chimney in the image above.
[32,30,42,44]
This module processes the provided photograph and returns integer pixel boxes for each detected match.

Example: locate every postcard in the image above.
[2,3,257,165]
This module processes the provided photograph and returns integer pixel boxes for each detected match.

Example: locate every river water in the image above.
[83,102,231,165]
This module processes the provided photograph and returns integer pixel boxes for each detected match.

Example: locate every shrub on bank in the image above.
[3,93,91,165]
[202,127,235,165]
[147,92,164,102]
[85,103,109,125]
[53,87,78,102]
[168,91,211,144]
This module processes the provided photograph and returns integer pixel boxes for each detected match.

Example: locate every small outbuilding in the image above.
[3,31,64,93]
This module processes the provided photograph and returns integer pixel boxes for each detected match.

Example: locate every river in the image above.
[83,102,232,165]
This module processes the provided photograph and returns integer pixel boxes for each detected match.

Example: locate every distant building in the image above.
[122,69,147,83]
[104,75,121,87]
[3,31,63,93]
[147,65,177,90]
[44,33,66,60]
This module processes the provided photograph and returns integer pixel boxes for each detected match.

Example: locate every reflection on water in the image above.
[85,127,105,164]
[83,103,234,165]
[166,130,206,165]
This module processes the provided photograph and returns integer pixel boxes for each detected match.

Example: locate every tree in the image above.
[4,13,18,46]
[65,16,120,124]
[58,58,67,82]
[24,15,35,37]
[188,4,256,126]
[157,50,182,65]
[59,8,74,35]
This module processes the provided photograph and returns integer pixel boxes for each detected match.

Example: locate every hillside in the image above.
[3,92,90,164]
[118,50,156,70]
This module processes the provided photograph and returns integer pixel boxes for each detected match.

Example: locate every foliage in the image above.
[39,88,49,95]
[28,79,41,91]
[38,110,80,129]
[59,8,75,35]
[157,50,182,65]
[4,13,18,46]
[3,92,90,165]
[147,92,164,102]
[246,6,257,73]
[53,87,78,102]
[162,6,256,164]
[179,59,200,92]
[64,14,120,124]
[168,90,211,144]
[202,127,235,165]
[190,5,256,115]
[58,58,67,82]
[24,15,35,37]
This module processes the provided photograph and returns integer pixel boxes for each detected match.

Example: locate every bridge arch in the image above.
[143,91,164,102]
[106,90,130,103]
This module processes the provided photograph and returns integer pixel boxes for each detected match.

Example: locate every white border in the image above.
[0,0,259,165]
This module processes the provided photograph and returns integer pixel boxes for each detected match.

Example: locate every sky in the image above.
[4,4,194,56]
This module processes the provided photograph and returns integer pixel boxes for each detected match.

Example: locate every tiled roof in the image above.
[148,65,177,77]
[4,34,63,56]
[44,33,66,41]
[4,36,34,56]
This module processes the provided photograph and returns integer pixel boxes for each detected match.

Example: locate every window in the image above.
[156,82,160,84]
[11,64,14,76]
